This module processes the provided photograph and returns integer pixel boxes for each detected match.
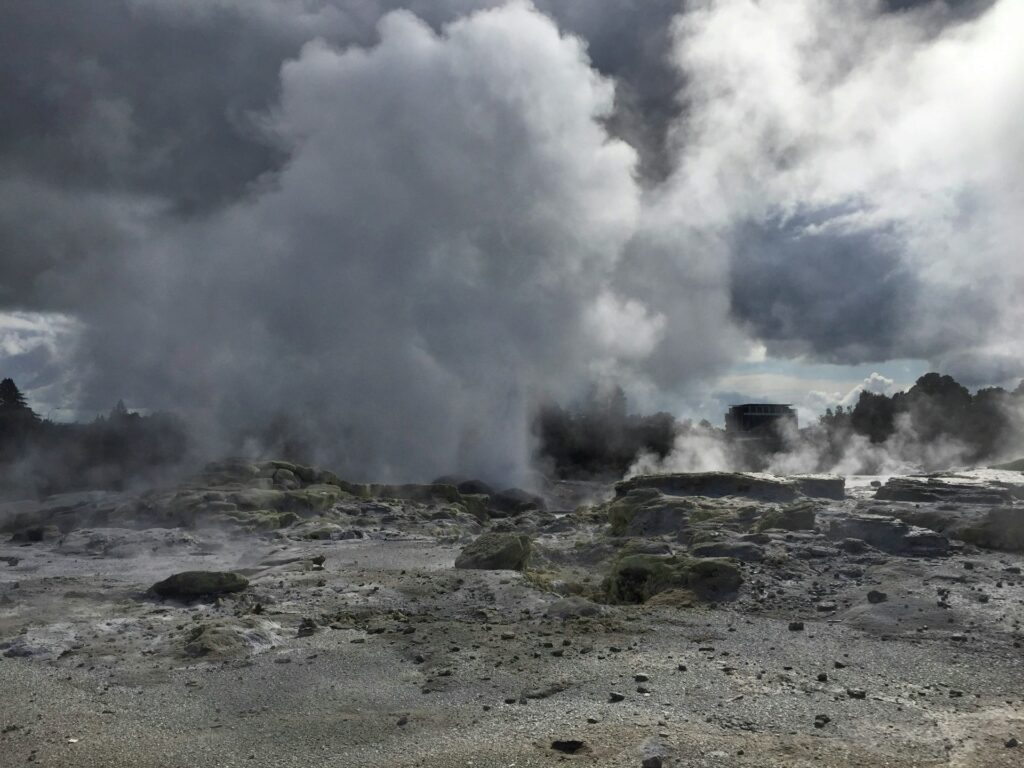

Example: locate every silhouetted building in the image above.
[725,403,797,436]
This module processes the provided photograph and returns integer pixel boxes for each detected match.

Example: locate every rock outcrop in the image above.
[603,554,742,604]
[455,532,532,570]
[827,515,949,557]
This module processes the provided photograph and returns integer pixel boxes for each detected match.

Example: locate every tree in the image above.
[0,378,31,412]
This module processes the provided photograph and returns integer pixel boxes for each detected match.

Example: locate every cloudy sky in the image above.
[1,0,1020,481]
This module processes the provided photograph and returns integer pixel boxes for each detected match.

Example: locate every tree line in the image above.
[819,373,1024,462]
[0,378,189,498]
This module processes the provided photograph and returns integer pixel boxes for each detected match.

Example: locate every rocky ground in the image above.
[1,461,1023,767]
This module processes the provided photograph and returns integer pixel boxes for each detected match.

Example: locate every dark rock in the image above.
[847,688,867,699]
[814,714,831,728]
[788,621,804,631]
[150,571,249,599]
[454,533,531,571]
[867,590,888,604]
[10,524,61,543]
[642,758,664,768]
[608,692,626,702]
[551,740,588,755]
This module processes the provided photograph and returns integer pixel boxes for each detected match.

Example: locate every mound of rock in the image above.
[755,501,817,532]
[603,554,742,604]
[150,570,249,599]
[455,532,532,570]
[826,515,949,557]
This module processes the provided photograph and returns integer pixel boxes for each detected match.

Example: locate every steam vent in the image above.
[725,403,798,435]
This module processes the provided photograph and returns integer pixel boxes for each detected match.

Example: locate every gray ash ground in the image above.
[1,464,1023,767]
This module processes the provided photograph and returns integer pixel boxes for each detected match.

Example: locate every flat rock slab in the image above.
[616,473,800,502]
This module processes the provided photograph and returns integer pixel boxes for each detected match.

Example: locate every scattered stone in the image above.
[814,714,831,728]
[847,688,867,699]
[1006,737,1019,748]
[867,590,888,604]
[642,757,664,768]
[788,621,804,631]
[609,692,626,703]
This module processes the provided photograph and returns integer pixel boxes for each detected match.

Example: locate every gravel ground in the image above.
[2,478,1024,767]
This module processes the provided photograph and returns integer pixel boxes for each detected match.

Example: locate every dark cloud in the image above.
[729,219,917,364]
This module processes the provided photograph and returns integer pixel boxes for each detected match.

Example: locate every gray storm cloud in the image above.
[0,0,1021,481]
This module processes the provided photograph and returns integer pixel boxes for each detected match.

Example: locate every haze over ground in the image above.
[1,0,1021,483]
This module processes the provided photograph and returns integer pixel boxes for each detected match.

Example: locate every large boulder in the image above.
[616,473,799,502]
[150,571,249,599]
[603,554,742,604]
[455,533,532,570]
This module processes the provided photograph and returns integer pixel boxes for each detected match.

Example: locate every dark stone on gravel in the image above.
[642,757,664,768]
[814,714,831,728]
[788,621,804,631]
[847,688,867,699]
[609,692,626,702]
[867,590,888,604]
[551,740,587,755]
[151,571,249,598]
